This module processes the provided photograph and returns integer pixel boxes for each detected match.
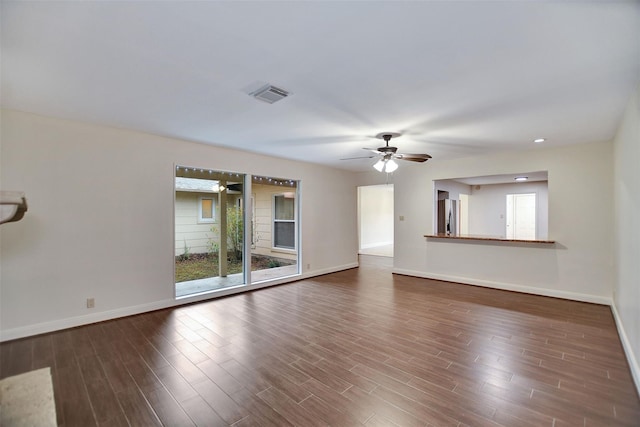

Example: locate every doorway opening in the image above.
[506,193,536,239]
[358,184,394,258]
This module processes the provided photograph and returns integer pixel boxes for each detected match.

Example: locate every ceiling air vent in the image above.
[251,84,289,104]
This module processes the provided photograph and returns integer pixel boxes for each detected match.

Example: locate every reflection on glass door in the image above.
[250,176,299,283]
[174,166,245,297]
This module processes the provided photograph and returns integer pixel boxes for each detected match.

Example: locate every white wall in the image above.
[357,141,613,304]
[467,181,549,239]
[0,110,358,340]
[434,179,471,201]
[358,184,394,249]
[612,84,640,391]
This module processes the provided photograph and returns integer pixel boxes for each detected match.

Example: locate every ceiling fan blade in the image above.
[340,155,376,160]
[363,148,382,154]
[395,153,432,162]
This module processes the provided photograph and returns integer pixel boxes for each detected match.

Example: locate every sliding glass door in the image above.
[174,166,246,297]
[174,168,300,297]
[250,176,299,283]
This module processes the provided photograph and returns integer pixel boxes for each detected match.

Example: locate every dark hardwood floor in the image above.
[1,263,639,426]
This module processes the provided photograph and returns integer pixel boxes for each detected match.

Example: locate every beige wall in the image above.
[0,110,358,340]
[612,83,640,390]
[356,140,614,303]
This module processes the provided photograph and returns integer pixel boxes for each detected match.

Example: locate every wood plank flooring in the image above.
[1,264,639,426]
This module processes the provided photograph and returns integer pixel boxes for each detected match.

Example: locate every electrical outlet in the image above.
[86,298,95,309]
[306,263,311,270]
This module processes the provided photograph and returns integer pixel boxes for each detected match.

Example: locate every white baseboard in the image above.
[0,299,175,342]
[0,262,359,342]
[391,268,612,305]
[610,302,640,396]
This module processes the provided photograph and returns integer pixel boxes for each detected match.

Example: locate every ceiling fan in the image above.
[342,132,432,172]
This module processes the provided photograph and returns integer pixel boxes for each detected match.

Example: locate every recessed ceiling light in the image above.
[514,176,528,182]
[533,138,546,143]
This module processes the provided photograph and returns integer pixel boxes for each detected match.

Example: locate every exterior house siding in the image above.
[252,184,297,261]
[175,184,296,262]
[175,191,216,256]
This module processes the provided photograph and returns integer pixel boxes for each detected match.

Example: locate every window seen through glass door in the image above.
[274,194,295,249]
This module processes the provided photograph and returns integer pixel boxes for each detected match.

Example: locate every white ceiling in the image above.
[2,1,639,172]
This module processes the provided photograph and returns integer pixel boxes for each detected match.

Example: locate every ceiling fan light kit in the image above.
[373,157,399,173]
[366,132,432,173]
[339,131,432,172]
